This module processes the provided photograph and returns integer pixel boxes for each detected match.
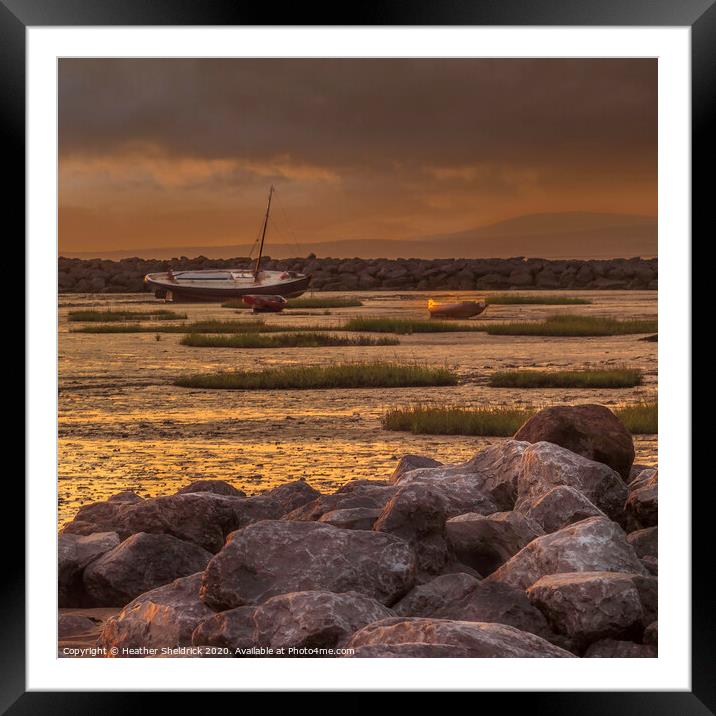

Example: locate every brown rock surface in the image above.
[626,526,658,558]
[84,533,212,607]
[445,511,542,574]
[487,517,647,591]
[345,617,575,657]
[514,404,635,480]
[98,573,214,654]
[515,441,628,523]
[200,520,416,610]
[59,531,121,607]
[527,571,647,646]
[625,470,658,531]
[584,638,657,657]
[518,485,605,534]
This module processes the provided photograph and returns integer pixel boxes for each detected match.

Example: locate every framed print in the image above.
[9,0,708,710]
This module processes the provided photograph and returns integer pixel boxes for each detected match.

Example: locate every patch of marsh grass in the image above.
[614,401,657,434]
[489,368,643,389]
[67,309,187,322]
[344,318,484,334]
[485,295,591,305]
[74,320,269,334]
[174,362,457,390]
[180,332,399,348]
[382,400,657,436]
[485,314,657,336]
[381,404,535,436]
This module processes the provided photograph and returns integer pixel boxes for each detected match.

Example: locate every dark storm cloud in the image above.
[58,58,657,254]
[59,58,656,172]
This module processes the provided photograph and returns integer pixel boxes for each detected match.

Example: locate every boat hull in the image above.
[428,300,487,319]
[144,273,311,303]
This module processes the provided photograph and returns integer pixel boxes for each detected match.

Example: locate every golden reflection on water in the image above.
[58,290,657,526]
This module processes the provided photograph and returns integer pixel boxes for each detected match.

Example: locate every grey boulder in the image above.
[527,571,650,647]
[84,533,212,607]
[59,531,120,607]
[345,617,575,658]
[200,520,416,610]
[515,442,628,523]
[445,511,542,575]
[487,517,647,591]
[518,485,605,534]
[513,404,635,480]
[98,573,215,654]
[193,590,393,653]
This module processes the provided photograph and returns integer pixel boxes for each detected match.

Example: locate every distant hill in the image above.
[61,211,657,260]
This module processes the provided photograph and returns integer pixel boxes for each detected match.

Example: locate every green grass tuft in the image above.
[73,320,268,334]
[174,362,457,390]
[382,400,658,436]
[344,318,484,334]
[485,295,592,305]
[485,314,657,336]
[179,332,399,348]
[68,309,187,322]
[614,401,657,434]
[489,368,643,388]
[382,404,535,436]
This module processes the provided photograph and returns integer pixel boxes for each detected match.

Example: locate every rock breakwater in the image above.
[58,256,658,294]
[59,405,658,659]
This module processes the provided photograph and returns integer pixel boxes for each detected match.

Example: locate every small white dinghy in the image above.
[427,299,487,319]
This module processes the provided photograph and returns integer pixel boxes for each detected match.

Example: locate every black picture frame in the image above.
[7,0,706,711]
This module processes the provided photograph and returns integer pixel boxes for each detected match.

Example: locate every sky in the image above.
[58,58,657,255]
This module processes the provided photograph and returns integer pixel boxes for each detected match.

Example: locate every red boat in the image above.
[242,294,288,313]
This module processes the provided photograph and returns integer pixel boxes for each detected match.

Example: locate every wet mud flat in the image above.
[58,290,657,527]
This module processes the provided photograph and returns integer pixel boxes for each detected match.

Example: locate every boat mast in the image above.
[254,185,274,280]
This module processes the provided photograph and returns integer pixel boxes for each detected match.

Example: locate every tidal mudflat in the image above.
[58,289,657,527]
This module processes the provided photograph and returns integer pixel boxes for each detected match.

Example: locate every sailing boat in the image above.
[144,186,311,302]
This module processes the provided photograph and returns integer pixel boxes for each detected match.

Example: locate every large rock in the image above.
[191,606,256,651]
[391,455,442,482]
[395,440,528,512]
[514,404,635,480]
[396,578,555,642]
[625,470,658,531]
[515,442,628,523]
[445,511,542,575]
[63,481,320,553]
[527,572,649,647]
[318,508,382,530]
[393,573,480,617]
[345,643,474,657]
[253,591,394,650]
[462,440,530,510]
[58,532,120,607]
[345,618,575,658]
[200,520,416,610]
[84,533,212,607]
[98,573,214,654]
[518,485,605,533]
[192,590,393,654]
[627,526,658,558]
[487,517,647,591]
[176,480,246,497]
[373,483,453,574]
[63,493,245,553]
[584,639,657,658]
[285,482,395,522]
